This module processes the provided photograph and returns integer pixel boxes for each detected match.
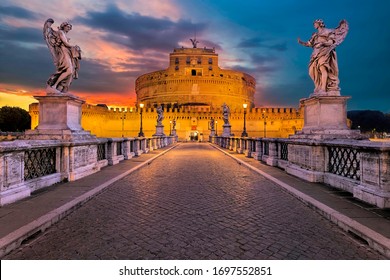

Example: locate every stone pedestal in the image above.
[153,125,165,136]
[209,129,216,137]
[24,93,96,141]
[222,124,234,137]
[171,129,177,136]
[291,95,366,140]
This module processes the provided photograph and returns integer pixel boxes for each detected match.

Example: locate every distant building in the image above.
[30,42,303,140]
[136,46,255,110]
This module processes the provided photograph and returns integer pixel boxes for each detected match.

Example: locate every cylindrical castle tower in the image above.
[135,44,256,110]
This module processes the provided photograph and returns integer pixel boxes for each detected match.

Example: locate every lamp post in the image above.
[169,120,172,136]
[241,103,248,137]
[215,120,218,136]
[138,103,144,137]
[262,109,267,138]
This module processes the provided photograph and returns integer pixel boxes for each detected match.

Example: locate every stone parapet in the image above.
[0,136,176,206]
[211,136,390,209]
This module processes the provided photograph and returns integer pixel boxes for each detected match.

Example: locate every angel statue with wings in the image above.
[298,19,349,95]
[43,18,81,94]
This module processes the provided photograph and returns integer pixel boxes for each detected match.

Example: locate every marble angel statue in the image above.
[43,18,81,94]
[298,19,349,95]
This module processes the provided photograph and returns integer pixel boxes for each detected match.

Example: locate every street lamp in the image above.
[215,120,218,136]
[241,103,248,137]
[138,103,145,137]
[262,109,267,138]
[169,120,172,136]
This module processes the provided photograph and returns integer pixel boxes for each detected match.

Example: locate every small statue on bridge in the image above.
[222,103,230,125]
[156,105,164,125]
[209,118,215,130]
[172,119,176,130]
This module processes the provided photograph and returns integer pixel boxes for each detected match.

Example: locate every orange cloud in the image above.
[76,90,136,107]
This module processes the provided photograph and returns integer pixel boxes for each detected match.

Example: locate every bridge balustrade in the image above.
[210,135,390,209]
[0,136,176,206]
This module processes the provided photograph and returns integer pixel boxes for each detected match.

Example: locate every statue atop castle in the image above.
[190,38,199,48]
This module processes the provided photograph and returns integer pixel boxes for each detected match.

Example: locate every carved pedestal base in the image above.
[24,93,96,141]
[153,125,165,136]
[222,124,234,137]
[291,95,367,140]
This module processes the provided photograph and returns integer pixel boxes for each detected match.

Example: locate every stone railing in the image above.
[0,136,176,206]
[210,136,390,209]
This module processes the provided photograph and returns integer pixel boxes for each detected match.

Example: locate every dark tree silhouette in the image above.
[347,110,390,132]
[0,106,31,132]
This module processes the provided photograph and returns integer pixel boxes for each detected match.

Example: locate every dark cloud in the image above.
[255,78,311,108]
[76,59,134,93]
[0,26,42,44]
[250,53,278,66]
[237,36,287,51]
[0,41,50,87]
[0,5,37,19]
[77,4,208,52]
[237,37,266,48]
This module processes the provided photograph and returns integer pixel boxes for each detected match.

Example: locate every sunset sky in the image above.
[0,0,389,112]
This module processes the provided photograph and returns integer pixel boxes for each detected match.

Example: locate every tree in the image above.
[347,110,390,132]
[0,106,31,132]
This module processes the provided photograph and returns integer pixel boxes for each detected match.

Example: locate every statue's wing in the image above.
[43,20,59,65]
[334,19,349,46]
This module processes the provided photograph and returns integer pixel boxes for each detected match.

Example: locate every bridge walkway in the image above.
[0,142,389,259]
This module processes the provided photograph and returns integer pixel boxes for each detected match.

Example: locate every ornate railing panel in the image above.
[280,142,288,160]
[264,142,269,156]
[116,141,123,156]
[327,146,360,180]
[24,148,56,180]
[97,143,106,161]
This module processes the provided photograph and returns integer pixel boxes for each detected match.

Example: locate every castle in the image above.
[30,42,303,140]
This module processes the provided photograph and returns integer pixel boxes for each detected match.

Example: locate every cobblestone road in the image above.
[4,143,385,259]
